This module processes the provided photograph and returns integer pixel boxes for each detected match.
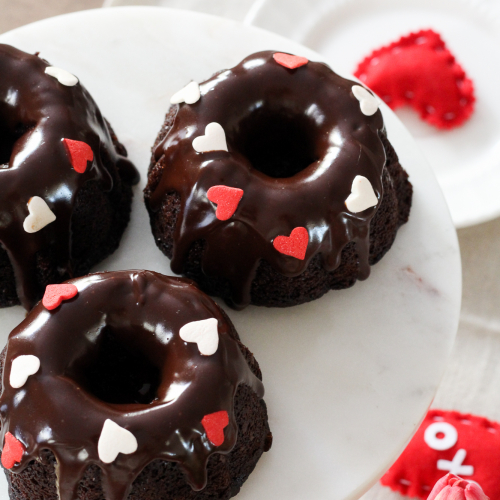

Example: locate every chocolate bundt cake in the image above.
[0,270,272,500]
[144,51,412,310]
[0,44,139,310]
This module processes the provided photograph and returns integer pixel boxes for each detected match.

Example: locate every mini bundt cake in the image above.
[0,44,139,310]
[0,270,272,500]
[144,51,412,310]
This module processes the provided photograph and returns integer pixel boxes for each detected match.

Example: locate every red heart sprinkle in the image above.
[207,186,244,221]
[62,138,94,173]
[273,53,309,69]
[354,30,475,130]
[1,432,24,469]
[42,284,78,310]
[202,410,229,446]
[273,227,309,260]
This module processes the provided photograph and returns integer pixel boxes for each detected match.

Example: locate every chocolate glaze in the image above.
[0,44,139,310]
[147,51,386,309]
[0,270,264,500]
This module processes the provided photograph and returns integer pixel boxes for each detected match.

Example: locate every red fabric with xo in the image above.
[381,410,500,499]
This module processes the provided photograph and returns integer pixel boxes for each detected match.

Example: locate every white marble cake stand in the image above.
[0,7,461,500]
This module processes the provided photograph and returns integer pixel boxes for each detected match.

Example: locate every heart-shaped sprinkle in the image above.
[345,175,378,213]
[1,433,24,469]
[273,53,309,69]
[352,85,379,116]
[207,186,244,220]
[42,284,78,310]
[10,355,40,389]
[170,81,201,105]
[273,227,309,260]
[202,411,229,446]
[179,318,219,356]
[23,197,56,233]
[44,66,78,86]
[354,30,475,129]
[192,123,228,153]
[62,139,94,173]
[97,419,138,464]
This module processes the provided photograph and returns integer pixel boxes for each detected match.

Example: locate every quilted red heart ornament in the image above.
[381,409,500,499]
[206,186,244,220]
[1,432,24,469]
[202,410,229,446]
[354,30,475,129]
[273,227,309,260]
[42,284,78,310]
[273,53,309,69]
[62,138,94,173]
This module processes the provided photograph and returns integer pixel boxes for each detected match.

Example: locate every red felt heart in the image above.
[273,53,309,69]
[1,432,24,469]
[354,30,475,129]
[207,186,244,221]
[42,284,78,310]
[273,227,309,260]
[381,409,500,500]
[202,410,229,447]
[62,138,94,173]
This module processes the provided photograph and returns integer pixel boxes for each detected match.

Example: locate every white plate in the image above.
[249,0,500,228]
[0,7,461,500]
[102,0,258,21]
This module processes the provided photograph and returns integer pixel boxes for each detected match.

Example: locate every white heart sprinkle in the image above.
[23,197,56,233]
[352,85,379,116]
[170,81,201,105]
[179,318,219,356]
[345,175,378,213]
[98,419,138,464]
[10,355,40,389]
[45,66,79,86]
[192,123,228,153]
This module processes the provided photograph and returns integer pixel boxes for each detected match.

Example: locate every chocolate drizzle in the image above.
[0,44,139,310]
[0,270,264,500]
[146,51,386,309]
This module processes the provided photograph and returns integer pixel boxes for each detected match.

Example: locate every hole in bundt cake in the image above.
[67,327,161,405]
[233,109,319,178]
[0,122,31,166]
